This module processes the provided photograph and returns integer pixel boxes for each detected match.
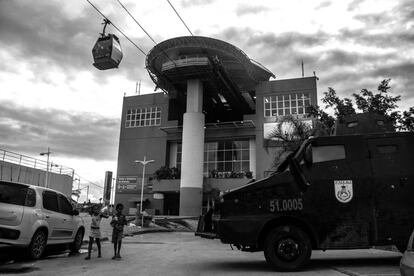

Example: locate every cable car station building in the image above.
[114,36,317,216]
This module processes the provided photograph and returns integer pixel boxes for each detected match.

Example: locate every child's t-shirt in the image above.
[91,214,102,228]
[112,214,127,232]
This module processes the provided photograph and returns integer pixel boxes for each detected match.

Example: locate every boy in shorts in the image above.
[110,203,127,259]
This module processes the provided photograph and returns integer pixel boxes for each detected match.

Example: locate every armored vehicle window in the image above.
[312,145,345,163]
[377,144,398,154]
[347,121,358,128]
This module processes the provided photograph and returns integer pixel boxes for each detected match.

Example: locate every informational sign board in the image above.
[117,176,141,193]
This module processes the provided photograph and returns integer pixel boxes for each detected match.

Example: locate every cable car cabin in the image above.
[92,34,123,70]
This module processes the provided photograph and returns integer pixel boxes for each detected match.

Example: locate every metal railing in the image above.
[0,148,74,177]
[162,56,209,71]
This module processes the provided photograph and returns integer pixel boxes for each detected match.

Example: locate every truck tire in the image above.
[264,225,311,271]
[69,229,84,253]
[28,230,47,259]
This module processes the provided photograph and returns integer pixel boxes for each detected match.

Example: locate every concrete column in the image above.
[180,79,205,216]
[249,138,256,179]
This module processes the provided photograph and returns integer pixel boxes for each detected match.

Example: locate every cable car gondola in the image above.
[92,19,123,70]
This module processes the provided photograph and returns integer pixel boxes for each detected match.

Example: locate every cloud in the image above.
[236,4,268,16]
[394,0,414,25]
[353,13,392,28]
[0,0,151,85]
[337,28,414,53]
[347,0,365,12]
[315,1,332,10]
[180,0,216,8]
[215,27,414,110]
[0,100,120,162]
[370,62,414,104]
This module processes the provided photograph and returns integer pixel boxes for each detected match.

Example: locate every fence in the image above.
[0,148,74,177]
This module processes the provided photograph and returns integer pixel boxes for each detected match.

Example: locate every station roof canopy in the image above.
[145,36,275,118]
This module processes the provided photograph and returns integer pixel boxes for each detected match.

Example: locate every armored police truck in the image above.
[196,114,414,271]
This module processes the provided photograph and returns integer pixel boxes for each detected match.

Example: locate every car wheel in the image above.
[264,225,312,271]
[69,229,84,253]
[28,230,47,259]
[396,242,407,253]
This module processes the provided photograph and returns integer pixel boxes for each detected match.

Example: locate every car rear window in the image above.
[0,182,35,207]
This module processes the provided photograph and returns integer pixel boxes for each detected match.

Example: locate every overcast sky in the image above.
[0,0,413,202]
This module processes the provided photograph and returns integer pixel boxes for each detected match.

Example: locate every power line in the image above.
[115,0,157,44]
[74,173,104,189]
[85,0,147,56]
[166,0,194,36]
[114,0,179,69]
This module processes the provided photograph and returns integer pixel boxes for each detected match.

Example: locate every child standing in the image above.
[85,204,108,260]
[110,203,127,260]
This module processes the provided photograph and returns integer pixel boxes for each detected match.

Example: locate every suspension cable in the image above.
[86,0,147,56]
[115,0,157,44]
[166,0,194,36]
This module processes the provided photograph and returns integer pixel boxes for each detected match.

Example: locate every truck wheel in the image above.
[28,230,47,259]
[264,225,311,271]
[69,229,84,253]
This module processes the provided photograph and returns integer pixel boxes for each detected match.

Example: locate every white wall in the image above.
[0,161,73,197]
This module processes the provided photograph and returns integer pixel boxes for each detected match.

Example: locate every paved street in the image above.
[0,232,402,276]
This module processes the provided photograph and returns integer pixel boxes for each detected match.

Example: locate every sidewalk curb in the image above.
[82,228,177,244]
[125,228,174,236]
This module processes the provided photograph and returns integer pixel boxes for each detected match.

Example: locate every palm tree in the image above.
[264,115,313,168]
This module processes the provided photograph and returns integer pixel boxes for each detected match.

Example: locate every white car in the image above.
[0,180,85,259]
[401,229,414,276]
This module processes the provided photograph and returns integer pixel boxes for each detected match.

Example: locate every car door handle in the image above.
[63,219,67,221]
[45,215,50,218]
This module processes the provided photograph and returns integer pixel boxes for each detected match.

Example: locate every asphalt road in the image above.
[0,232,402,276]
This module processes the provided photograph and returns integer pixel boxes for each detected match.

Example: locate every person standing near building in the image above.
[85,204,108,260]
[111,203,127,259]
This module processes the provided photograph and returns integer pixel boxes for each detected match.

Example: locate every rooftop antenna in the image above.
[313,71,319,80]
[301,59,304,77]
[136,80,141,95]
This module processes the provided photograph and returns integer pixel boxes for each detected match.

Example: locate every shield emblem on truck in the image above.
[334,180,353,203]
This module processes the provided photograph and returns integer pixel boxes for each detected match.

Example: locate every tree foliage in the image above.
[266,78,414,168]
[265,115,313,167]
[310,79,414,132]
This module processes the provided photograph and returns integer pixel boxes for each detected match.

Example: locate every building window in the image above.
[176,140,250,177]
[125,107,161,128]
[264,93,311,117]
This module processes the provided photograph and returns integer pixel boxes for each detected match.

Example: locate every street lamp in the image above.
[134,156,154,227]
[40,147,51,188]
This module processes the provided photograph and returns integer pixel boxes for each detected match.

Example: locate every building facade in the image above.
[114,76,318,216]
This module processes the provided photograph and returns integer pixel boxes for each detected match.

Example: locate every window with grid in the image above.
[264,93,311,117]
[176,140,250,177]
[125,106,161,128]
